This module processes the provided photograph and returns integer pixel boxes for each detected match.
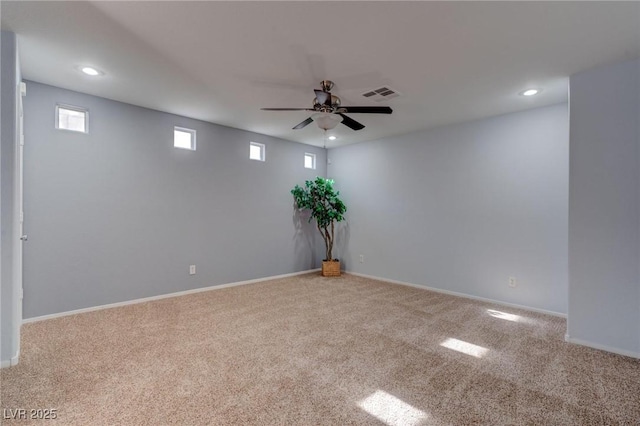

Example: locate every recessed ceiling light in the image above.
[81,66,102,76]
[328,135,337,141]
[520,88,541,97]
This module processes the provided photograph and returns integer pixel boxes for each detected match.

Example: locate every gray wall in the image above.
[1,31,20,363]
[568,59,640,355]
[23,81,326,318]
[328,104,569,314]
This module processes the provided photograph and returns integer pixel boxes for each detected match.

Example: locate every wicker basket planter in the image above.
[322,260,341,277]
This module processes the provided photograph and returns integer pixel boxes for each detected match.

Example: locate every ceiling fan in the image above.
[261,80,393,131]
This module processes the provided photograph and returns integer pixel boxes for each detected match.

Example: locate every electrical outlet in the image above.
[508,276,517,288]
[359,254,364,263]
[189,265,196,275]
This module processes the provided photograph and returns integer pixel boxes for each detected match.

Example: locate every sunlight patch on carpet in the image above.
[358,390,428,426]
[440,338,488,358]
[487,309,521,322]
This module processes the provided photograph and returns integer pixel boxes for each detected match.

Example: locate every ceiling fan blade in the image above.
[340,106,393,114]
[314,89,331,106]
[293,117,314,130]
[338,113,365,131]
[261,108,315,111]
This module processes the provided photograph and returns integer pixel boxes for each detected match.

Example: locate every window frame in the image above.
[249,141,266,162]
[173,126,197,151]
[55,103,89,134]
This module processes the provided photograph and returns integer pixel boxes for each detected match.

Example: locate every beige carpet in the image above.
[1,273,639,425]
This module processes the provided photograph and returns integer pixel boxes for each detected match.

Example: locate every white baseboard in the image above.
[565,334,640,359]
[346,271,567,318]
[1,350,21,369]
[23,269,321,324]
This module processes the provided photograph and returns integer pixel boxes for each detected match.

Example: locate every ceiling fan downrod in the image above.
[320,80,334,92]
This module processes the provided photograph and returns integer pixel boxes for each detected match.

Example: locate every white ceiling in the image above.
[2,1,639,148]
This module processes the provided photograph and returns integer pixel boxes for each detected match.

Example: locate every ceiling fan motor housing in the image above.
[313,95,341,112]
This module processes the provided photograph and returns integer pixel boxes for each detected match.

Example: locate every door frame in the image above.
[9,80,26,366]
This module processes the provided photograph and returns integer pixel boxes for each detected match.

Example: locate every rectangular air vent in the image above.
[361,86,401,102]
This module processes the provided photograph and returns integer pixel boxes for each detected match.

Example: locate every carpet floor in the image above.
[1,273,639,425]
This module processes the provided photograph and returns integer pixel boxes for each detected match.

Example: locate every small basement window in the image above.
[249,142,265,161]
[304,152,316,169]
[56,104,88,133]
[174,126,196,150]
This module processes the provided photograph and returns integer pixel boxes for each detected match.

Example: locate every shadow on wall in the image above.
[292,205,317,269]
[335,220,350,267]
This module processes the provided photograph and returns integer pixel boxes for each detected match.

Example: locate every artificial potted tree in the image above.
[291,177,347,276]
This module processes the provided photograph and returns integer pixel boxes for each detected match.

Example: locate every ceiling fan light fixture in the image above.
[313,113,342,130]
